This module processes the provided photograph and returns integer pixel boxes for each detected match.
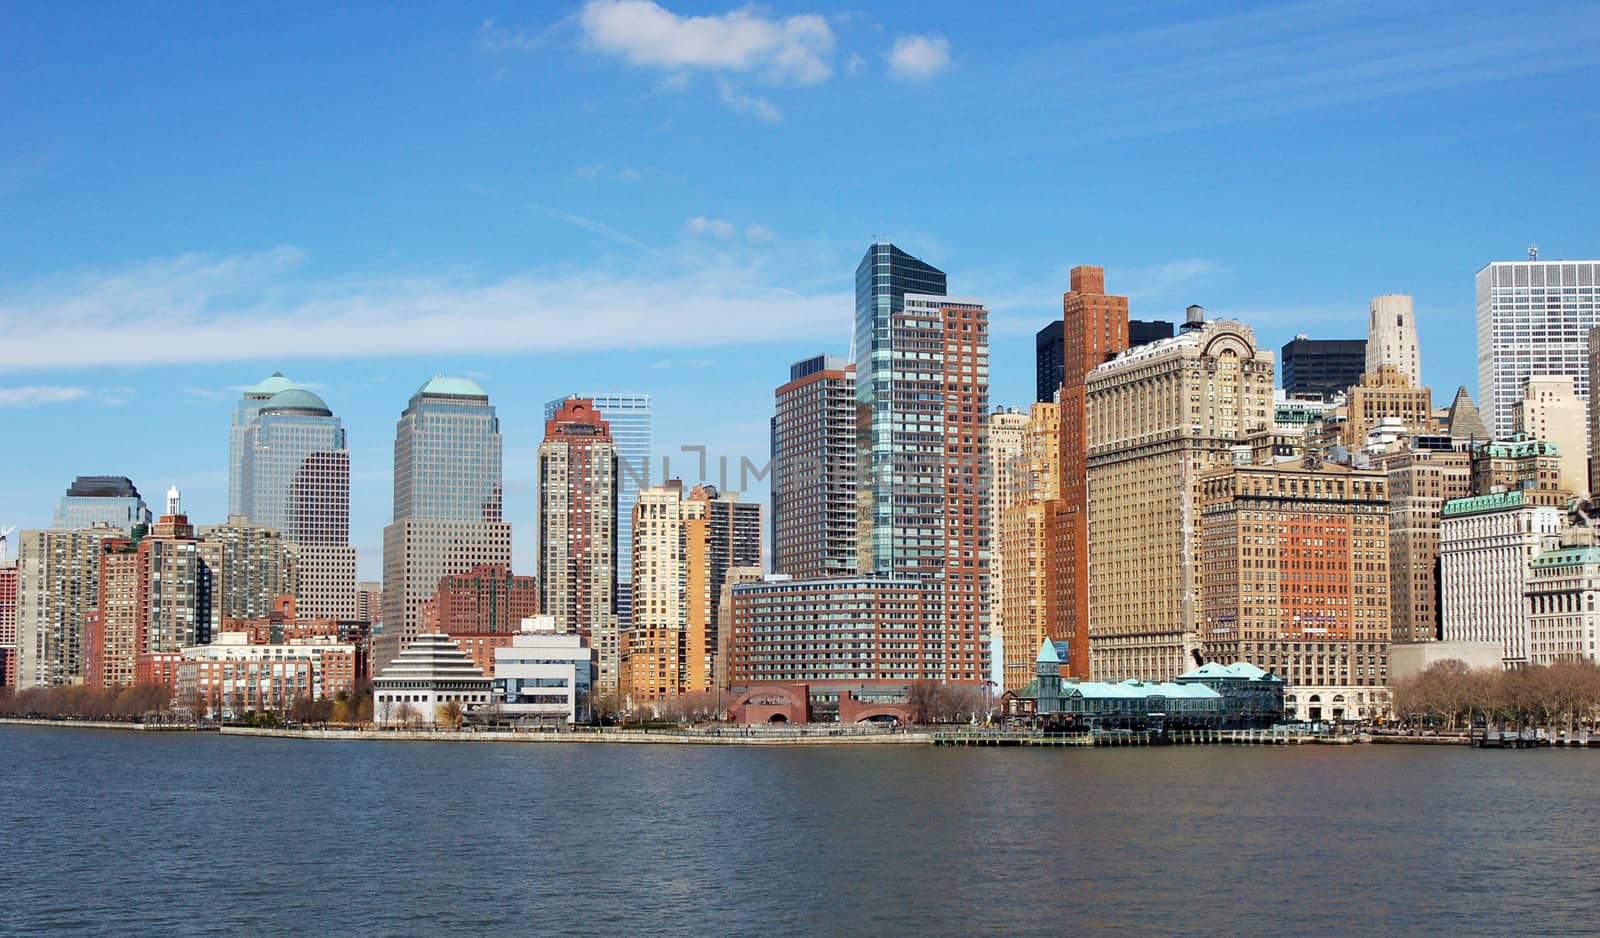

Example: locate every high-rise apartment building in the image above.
[1367,294,1421,387]
[198,517,298,626]
[1199,458,1391,723]
[988,406,1029,680]
[1374,448,1472,644]
[51,476,151,534]
[854,242,989,685]
[1512,375,1588,496]
[1052,266,1130,680]
[999,402,1059,691]
[1086,316,1275,681]
[1035,320,1063,404]
[1477,256,1600,438]
[545,393,651,629]
[419,564,540,634]
[622,482,759,703]
[0,561,16,686]
[234,381,356,619]
[538,399,620,693]
[16,525,123,687]
[1441,489,1565,667]
[382,378,513,645]
[771,354,856,579]
[1280,336,1366,401]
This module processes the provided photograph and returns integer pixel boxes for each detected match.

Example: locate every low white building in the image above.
[492,616,593,724]
[372,633,492,725]
[1441,490,1564,667]
[1526,531,1600,665]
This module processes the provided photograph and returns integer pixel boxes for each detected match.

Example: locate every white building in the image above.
[492,616,594,724]
[1513,375,1589,497]
[1441,490,1565,667]
[1368,294,1421,387]
[1526,531,1600,666]
[372,632,492,725]
[1477,255,1600,438]
[176,632,357,718]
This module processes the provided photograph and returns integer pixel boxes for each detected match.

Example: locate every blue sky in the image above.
[2,0,1598,577]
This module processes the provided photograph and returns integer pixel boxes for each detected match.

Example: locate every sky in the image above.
[2,0,1598,578]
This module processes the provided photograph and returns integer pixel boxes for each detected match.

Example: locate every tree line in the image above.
[1389,660,1600,732]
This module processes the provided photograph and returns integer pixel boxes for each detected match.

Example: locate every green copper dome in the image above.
[245,372,298,398]
[261,387,332,416]
[415,376,488,399]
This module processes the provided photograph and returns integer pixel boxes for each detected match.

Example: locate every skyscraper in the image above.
[854,242,987,685]
[1050,266,1129,680]
[1035,320,1063,404]
[230,372,298,517]
[987,406,1029,680]
[382,378,513,645]
[999,402,1059,691]
[1281,336,1367,401]
[1477,255,1600,437]
[16,525,123,687]
[1367,294,1421,387]
[1513,375,1589,496]
[770,354,856,579]
[545,393,651,629]
[51,476,151,534]
[538,399,621,693]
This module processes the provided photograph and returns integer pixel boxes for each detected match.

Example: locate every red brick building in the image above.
[419,564,539,635]
[0,561,16,686]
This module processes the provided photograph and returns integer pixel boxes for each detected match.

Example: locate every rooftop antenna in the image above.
[0,526,14,563]
[1529,243,1539,261]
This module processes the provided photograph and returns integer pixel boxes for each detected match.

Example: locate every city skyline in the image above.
[5,2,1598,579]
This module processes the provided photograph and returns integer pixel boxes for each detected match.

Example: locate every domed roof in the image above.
[261,387,332,416]
[415,376,488,399]
[245,372,298,397]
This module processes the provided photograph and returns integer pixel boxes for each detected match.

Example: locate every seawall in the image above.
[219,726,932,746]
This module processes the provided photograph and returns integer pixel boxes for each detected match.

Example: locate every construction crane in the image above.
[0,526,15,564]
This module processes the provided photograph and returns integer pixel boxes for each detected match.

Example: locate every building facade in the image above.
[1477,257,1600,438]
[987,405,1029,681]
[51,476,151,534]
[1199,458,1392,723]
[372,633,494,725]
[538,398,620,692]
[1526,532,1600,666]
[770,354,857,579]
[1085,317,1275,681]
[999,402,1059,691]
[1367,294,1421,387]
[15,525,123,687]
[1280,336,1367,401]
[1440,490,1565,667]
[382,377,513,645]
[1512,375,1589,497]
[1470,435,1570,506]
[1375,448,1471,644]
[492,618,594,724]
[420,564,540,635]
[199,517,298,625]
[176,632,357,718]
[1341,366,1433,448]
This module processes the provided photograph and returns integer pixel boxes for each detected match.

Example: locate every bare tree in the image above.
[437,699,464,730]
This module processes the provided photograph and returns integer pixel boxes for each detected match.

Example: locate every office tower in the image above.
[1050,266,1130,680]
[1591,329,1600,496]
[1000,402,1059,691]
[1446,386,1490,444]
[382,378,513,645]
[0,561,18,686]
[230,372,298,516]
[545,393,651,629]
[1367,294,1421,387]
[1128,319,1176,349]
[1513,376,1589,496]
[51,476,151,534]
[15,525,123,687]
[1441,490,1565,667]
[1200,458,1391,723]
[538,399,620,694]
[1035,320,1063,404]
[1340,366,1433,448]
[1373,448,1471,645]
[198,517,298,624]
[419,564,540,634]
[854,242,988,685]
[622,482,759,703]
[987,406,1029,680]
[1280,336,1367,401]
[1086,315,1275,681]
[356,581,383,622]
[1477,255,1600,437]
[771,354,857,579]
[235,382,356,619]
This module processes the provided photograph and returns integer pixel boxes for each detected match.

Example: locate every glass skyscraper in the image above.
[545,392,651,627]
[51,476,151,533]
[230,372,298,518]
[1477,256,1600,438]
[237,387,348,544]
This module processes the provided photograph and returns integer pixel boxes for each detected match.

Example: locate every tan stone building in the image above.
[1085,316,1275,681]
[1513,375,1588,497]
[999,402,1059,691]
[1340,366,1433,449]
[987,405,1030,685]
[1373,447,1471,644]
[1470,435,1570,506]
[1199,457,1391,722]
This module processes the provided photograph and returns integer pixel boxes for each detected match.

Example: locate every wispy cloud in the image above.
[579,0,835,83]
[716,79,781,122]
[0,385,133,407]
[688,216,736,239]
[650,358,717,369]
[1111,259,1227,303]
[744,224,774,245]
[477,17,548,52]
[886,35,951,80]
[0,248,852,371]
[534,205,656,253]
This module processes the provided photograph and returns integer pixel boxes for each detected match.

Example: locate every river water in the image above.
[2,727,1594,936]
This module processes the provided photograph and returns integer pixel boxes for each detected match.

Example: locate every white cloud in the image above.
[0,385,90,407]
[1111,259,1227,302]
[478,18,543,52]
[650,358,718,368]
[580,0,835,84]
[744,224,774,244]
[716,79,781,122]
[0,248,852,371]
[886,35,951,80]
[688,216,737,239]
